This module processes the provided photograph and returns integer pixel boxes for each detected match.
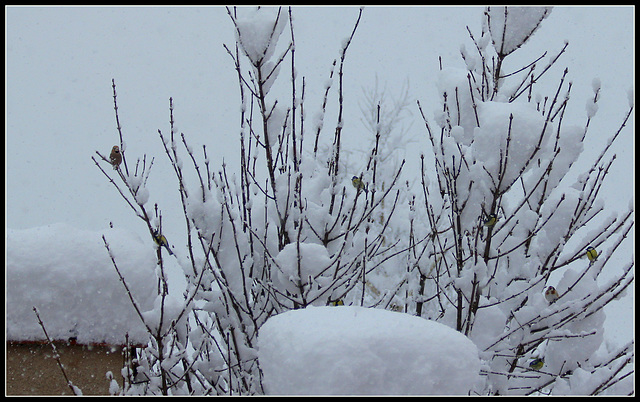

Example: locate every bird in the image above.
[110,145,122,169]
[153,230,174,256]
[529,358,544,371]
[586,246,598,262]
[483,213,498,227]
[545,286,559,303]
[330,299,344,306]
[351,176,368,193]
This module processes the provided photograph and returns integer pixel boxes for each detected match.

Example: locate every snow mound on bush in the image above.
[258,306,480,395]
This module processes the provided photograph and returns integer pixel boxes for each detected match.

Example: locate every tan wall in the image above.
[6,341,126,395]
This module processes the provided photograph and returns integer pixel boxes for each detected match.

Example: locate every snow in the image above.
[274,242,333,300]
[473,100,550,192]
[487,6,552,56]
[6,223,156,345]
[5,5,633,396]
[258,306,480,395]
[234,7,287,66]
[586,78,601,118]
[234,7,288,95]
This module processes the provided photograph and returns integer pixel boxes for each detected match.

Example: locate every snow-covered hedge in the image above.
[7,223,156,345]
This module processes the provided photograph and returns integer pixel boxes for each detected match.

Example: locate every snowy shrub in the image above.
[92,6,632,396]
[410,6,634,395]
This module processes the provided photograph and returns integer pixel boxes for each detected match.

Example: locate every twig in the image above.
[33,307,82,395]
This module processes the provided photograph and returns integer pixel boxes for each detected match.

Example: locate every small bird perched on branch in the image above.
[153,230,174,256]
[110,145,122,169]
[483,213,498,227]
[528,357,544,371]
[544,286,559,303]
[352,176,368,193]
[586,246,598,262]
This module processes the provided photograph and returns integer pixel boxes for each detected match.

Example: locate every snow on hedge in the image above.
[258,306,480,395]
[6,223,156,345]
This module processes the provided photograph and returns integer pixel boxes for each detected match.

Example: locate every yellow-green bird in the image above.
[529,358,544,371]
[330,299,344,306]
[352,176,368,193]
[153,230,174,256]
[586,246,598,262]
[483,213,498,227]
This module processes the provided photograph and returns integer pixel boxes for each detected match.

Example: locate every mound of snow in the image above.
[488,6,552,56]
[7,223,157,345]
[258,306,480,395]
